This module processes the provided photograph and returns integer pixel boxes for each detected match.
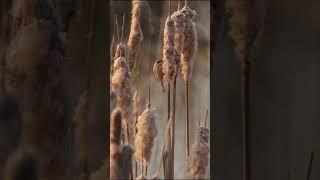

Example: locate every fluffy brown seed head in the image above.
[153,60,165,92]
[134,106,158,165]
[120,144,135,179]
[127,0,143,70]
[180,20,197,82]
[180,5,197,20]
[171,10,186,64]
[187,126,210,179]
[132,89,145,117]
[162,16,176,81]
[225,0,249,63]
[111,57,132,127]
[110,108,122,179]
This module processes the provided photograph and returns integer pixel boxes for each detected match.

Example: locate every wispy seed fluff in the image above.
[111,57,132,127]
[225,0,249,63]
[153,60,165,92]
[180,5,197,82]
[162,16,177,81]
[110,108,122,179]
[187,127,210,179]
[127,0,143,70]
[134,106,158,166]
[114,43,127,62]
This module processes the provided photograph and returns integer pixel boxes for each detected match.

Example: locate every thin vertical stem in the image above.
[171,78,177,176]
[241,61,251,180]
[205,109,208,127]
[169,0,171,15]
[121,12,125,44]
[115,14,120,42]
[148,64,151,107]
[306,152,314,180]
[185,81,190,157]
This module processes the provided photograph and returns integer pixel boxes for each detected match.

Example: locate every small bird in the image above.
[153,59,165,93]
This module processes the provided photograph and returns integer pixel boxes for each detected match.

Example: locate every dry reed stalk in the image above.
[5,6,69,178]
[111,56,132,143]
[134,106,157,167]
[73,91,90,180]
[187,126,210,179]
[4,150,39,180]
[225,1,251,180]
[306,152,314,180]
[153,59,165,92]
[127,0,143,70]
[110,108,123,179]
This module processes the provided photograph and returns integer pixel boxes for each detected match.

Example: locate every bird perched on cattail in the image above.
[187,126,210,179]
[180,4,197,82]
[127,0,143,70]
[152,60,165,92]
[110,108,123,179]
[134,105,157,166]
[111,56,132,129]
[162,16,176,81]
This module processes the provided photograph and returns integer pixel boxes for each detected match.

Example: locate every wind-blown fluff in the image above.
[162,16,176,81]
[180,5,197,82]
[127,0,143,70]
[225,0,249,63]
[111,57,132,127]
[110,108,122,179]
[187,127,210,179]
[153,60,165,92]
[134,106,157,166]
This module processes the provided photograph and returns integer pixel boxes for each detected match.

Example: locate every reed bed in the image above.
[110,0,210,179]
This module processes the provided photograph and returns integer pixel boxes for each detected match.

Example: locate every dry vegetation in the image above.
[110,0,210,179]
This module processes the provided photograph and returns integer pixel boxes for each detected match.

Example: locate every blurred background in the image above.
[110,0,210,179]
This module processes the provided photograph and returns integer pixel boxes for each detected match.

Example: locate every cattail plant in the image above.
[120,144,135,179]
[187,126,210,179]
[225,1,253,180]
[134,105,158,175]
[127,0,143,70]
[4,150,39,180]
[111,56,132,143]
[132,89,146,136]
[110,108,123,179]
[5,1,70,179]
[180,1,197,159]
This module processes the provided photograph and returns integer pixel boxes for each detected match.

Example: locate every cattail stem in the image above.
[115,14,120,42]
[148,64,151,106]
[306,152,314,180]
[185,81,190,157]
[171,78,177,174]
[204,109,208,127]
[121,12,125,44]
[241,61,251,180]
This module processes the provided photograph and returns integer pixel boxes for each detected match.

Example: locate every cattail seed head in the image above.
[111,57,132,127]
[153,60,165,92]
[127,0,143,70]
[162,16,177,81]
[180,6,197,82]
[110,108,122,179]
[171,10,186,65]
[225,0,249,63]
[134,106,157,165]
[187,127,210,179]
[110,90,117,112]
[120,144,135,179]
[132,89,145,117]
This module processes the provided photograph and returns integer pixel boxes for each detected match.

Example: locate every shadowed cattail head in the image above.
[134,106,157,165]
[110,108,122,179]
[127,0,143,70]
[110,90,117,112]
[4,150,39,180]
[180,5,197,20]
[171,9,186,65]
[120,144,135,179]
[225,0,249,62]
[187,126,210,179]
